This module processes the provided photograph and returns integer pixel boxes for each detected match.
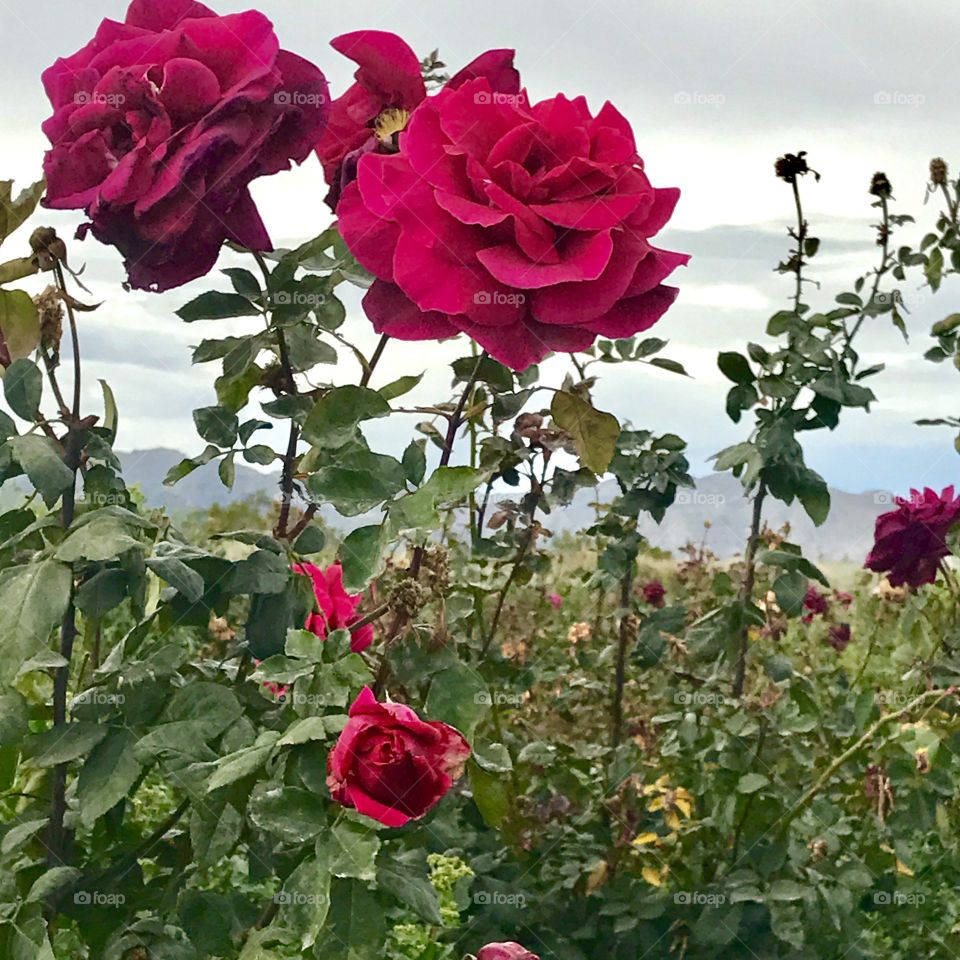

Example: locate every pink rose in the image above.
[865,486,960,588]
[327,687,471,827]
[316,31,518,209]
[41,0,328,291]
[546,593,563,610]
[293,562,374,653]
[338,70,688,370]
[477,944,540,960]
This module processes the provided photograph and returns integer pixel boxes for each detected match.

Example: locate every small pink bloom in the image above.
[547,593,563,610]
[834,590,854,608]
[293,562,374,653]
[327,687,471,827]
[865,486,960,588]
[478,944,540,960]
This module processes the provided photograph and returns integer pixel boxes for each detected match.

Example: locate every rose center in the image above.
[374,108,411,145]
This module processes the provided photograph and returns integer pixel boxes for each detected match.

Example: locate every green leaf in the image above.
[302,385,391,447]
[222,267,262,300]
[389,466,484,532]
[313,880,385,960]
[718,352,754,385]
[177,291,261,322]
[145,555,205,602]
[248,783,327,843]
[0,179,45,243]
[377,848,442,923]
[307,452,407,516]
[190,799,243,870]
[0,691,28,746]
[401,439,427,486]
[98,379,118,444]
[162,683,243,740]
[648,357,689,376]
[737,773,769,794]
[278,850,332,951]
[4,358,42,419]
[225,549,290,596]
[56,515,142,563]
[207,732,280,792]
[194,405,239,448]
[425,662,488,739]
[164,444,221,486]
[551,391,620,475]
[0,559,72,685]
[469,757,511,830]
[379,373,423,402]
[340,524,388,592]
[24,722,108,767]
[77,728,142,827]
[330,820,380,881]
[452,355,513,392]
[9,435,73,507]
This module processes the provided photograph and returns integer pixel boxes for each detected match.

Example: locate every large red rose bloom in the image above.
[327,687,471,827]
[40,0,328,291]
[338,74,688,370]
[865,486,960,588]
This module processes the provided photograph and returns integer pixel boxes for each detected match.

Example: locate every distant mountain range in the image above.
[100,449,889,563]
[0,448,889,563]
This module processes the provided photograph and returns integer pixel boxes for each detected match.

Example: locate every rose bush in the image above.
[41,0,328,290]
[327,687,471,827]
[337,68,688,369]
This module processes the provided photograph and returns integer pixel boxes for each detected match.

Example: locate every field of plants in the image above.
[2,1,960,958]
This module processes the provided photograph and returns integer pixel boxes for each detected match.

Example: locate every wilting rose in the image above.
[316,30,518,208]
[338,71,687,370]
[293,562,374,653]
[826,623,852,653]
[834,590,854,608]
[642,580,667,608]
[327,687,471,827]
[865,486,960,588]
[477,944,540,960]
[41,0,328,291]
[802,585,828,623]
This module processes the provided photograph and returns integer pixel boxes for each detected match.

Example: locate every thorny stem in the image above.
[733,481,767,699]
[47,262,85,870]
[778,687,955,833]
[360,333,390,388]
[844,194,892,368]
[611,564,636,749]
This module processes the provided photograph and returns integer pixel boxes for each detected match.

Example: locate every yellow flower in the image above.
[631,832,660,848]
[642,864,669,887]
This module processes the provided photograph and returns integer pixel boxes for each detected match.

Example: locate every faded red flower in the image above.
[316,30,518,208]
[642,580,667,608]
[802,586,829,623]
[865,486,960,588]
[826,623,852,653]
[327,687,471,827]
[293,562,374,653]
[338,70,687,370]
[41,0,328,291]
[546,592,563,610]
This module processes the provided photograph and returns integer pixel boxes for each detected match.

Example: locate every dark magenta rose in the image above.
[802,586,828,623]
[865,486,960,588]
[316,30,518,208]
[41,0,329,291]
[642,580,666,608]
[327,687,471,827]
[293,562,374,653]
[338,71,688,370]
[477,944,541,960]
[827,623,852,653]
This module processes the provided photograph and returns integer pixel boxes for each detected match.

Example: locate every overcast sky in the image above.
[3,0,960,494]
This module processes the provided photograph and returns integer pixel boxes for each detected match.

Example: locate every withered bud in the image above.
[915,748,930,775]
[390,579,427,620]
[808,838,828,862]
[775,151,813,184]
[930,157,948,186]
[420,545,450,594]
[869,171,893,199]
[29,227,67,272]
[260,363,294,397]
[35,286,64,354]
